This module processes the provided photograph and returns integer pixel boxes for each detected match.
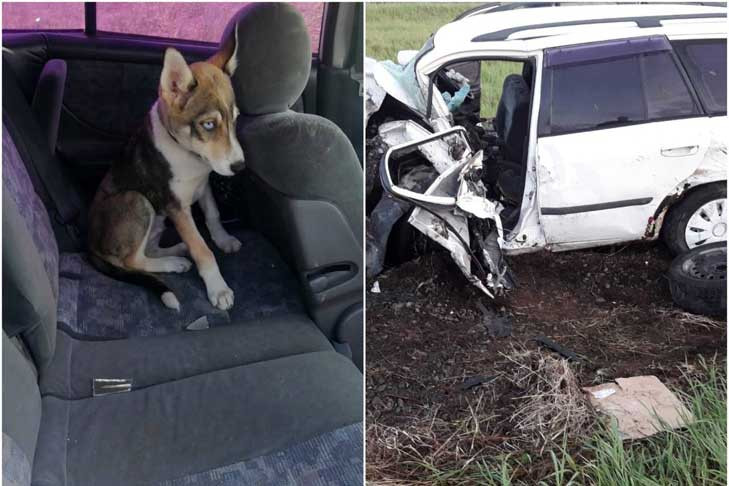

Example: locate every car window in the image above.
[540,51,700,136]
[674,40,727,115]
[641,52,699,120]
[96,3,324,52]
[2,2,84,30]
[545,56,645,135]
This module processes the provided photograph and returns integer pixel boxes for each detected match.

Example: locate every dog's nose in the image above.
[231,160,245,173]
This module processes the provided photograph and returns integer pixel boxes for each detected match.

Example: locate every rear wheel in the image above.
[668,242,726,317]
[662,183,727,255]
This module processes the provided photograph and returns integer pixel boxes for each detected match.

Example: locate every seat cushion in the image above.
[40,315,332,399]
[32,351,362,486]
[153,422,363,486]
[57,229,305,338]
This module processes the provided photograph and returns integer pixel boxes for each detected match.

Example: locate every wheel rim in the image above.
[684,198,727,249]
[682,246,727,281]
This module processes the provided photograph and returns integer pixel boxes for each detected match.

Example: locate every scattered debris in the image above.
[371,281,381,293]
[584,375,693,440]
[533,336,584,364]
[476,301,512,338]
[459,374,498,391]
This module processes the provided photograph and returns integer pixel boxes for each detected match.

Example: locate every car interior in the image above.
[2,3,363,485]
[433,58,536,230]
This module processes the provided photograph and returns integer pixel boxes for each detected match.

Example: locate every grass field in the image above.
[365,2,521,117]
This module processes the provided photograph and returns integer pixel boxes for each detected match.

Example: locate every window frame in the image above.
[538,40,706,138]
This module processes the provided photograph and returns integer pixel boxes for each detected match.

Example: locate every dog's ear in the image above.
[208,27,238,76]
[160,48,195,107]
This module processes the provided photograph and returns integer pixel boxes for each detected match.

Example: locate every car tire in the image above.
[662,183,727,255]
[667,242,726,317]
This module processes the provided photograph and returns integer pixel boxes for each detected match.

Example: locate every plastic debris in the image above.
[371,281,381,293]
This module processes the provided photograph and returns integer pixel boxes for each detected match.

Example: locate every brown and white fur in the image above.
[87,38,244,311]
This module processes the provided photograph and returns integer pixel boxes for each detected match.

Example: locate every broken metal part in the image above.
[366,165,435,278]
[379,120,467,174]
[472,219,515,293]
[381,125,470,204]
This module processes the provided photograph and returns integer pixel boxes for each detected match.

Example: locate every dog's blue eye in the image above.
[201,121,215,131]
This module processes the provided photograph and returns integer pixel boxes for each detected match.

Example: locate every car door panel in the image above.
[537,117,710,245]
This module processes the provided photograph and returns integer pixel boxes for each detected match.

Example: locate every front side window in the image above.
[674,39,727,115]
[539,46,699,136]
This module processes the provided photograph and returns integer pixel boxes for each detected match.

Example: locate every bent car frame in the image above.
[366,3,728,297]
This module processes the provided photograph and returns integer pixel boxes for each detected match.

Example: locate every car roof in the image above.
[426,3,726,64]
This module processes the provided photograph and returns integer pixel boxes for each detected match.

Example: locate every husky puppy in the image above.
[88,40,244,311]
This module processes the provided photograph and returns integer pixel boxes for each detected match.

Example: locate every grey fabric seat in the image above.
[58,229,305,338]
[222,4,364,363]
[41,315,332,400]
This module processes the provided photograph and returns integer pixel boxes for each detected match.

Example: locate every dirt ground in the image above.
[366,241,726,483]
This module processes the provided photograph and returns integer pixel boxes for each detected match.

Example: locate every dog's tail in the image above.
[88,253,180,311]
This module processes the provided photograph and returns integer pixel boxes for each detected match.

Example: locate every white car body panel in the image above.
[537,118,712,246]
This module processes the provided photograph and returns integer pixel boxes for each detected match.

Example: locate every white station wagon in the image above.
[366,3,727,297]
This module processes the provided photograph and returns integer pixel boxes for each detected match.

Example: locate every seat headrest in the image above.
[220,3,312,115]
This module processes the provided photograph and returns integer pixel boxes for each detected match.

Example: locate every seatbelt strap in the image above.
[2,63,84,248]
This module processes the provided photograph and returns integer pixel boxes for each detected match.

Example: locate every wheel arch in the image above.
[649,179,727,241]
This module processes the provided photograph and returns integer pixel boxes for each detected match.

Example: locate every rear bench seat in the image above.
[2,59,362,486]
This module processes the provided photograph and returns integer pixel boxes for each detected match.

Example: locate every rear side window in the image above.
[673,39,727,115]
[96,2,324,52]
[539,50,699,136]
[2,2,84,30]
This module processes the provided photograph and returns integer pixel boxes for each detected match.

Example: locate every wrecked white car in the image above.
[366,3,727,297]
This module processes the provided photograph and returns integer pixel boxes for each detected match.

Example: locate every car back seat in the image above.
[3,119,363,485]
[2,53,308,339]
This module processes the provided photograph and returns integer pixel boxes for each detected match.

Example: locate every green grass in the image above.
[366,3,522,117]
[398,362,727,485]
[365,3,478,61]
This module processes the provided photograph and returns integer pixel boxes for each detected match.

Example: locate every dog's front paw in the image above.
[208,286,234,310]
[214,234,242,254]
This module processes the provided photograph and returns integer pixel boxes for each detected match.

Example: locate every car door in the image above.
[535,36,710,247]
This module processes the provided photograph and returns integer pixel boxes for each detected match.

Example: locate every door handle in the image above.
[660,145,699,157]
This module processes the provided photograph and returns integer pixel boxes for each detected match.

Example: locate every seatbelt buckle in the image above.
[92,378,132,396]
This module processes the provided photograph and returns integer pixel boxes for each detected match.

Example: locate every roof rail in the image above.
[471,12,727,43]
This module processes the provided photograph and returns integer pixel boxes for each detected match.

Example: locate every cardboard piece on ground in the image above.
[583,375,692,440]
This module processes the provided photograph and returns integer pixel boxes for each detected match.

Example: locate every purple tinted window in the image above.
[96,3,324,51]
[2,2,84,30]
[548,56,645,134]
[641,52,698,119]
[681,40,727,114]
